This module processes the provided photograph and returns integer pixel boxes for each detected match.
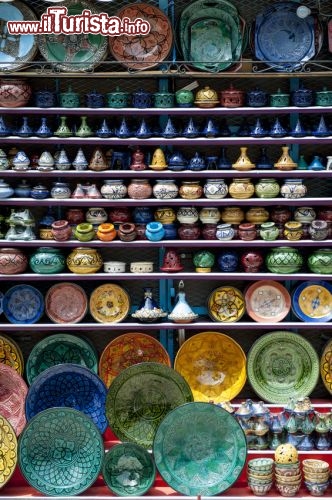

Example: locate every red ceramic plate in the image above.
[245,280,291,323]
[99,332,171,387]
[0,363,28,435]
[109,3,173,70]
[45,283,88,324]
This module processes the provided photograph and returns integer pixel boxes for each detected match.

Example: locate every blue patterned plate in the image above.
[25,363,108,433]
[19,407,104,496]
[26,334,98,385]
[3,284,44,324]
[153,402,247,495]
[291,281,332,323]
[102,442,156,496]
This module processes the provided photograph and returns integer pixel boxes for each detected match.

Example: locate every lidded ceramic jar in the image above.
[203,179,228,199]
[51,220,72,241]
[178,223,201,240]
[199,207,220,224]
[238,223,257,241]
[153,92,174,108]
[294,206,316,223]
[241,250,264,272]
[193,250,215,272]
[202,223,218,240]
[259,222,279,241]
[255,178,280,198]
[128,179,152,199]
[270,88,290,107]
[280,179,307,199]
[59,85,80,108]
[291,85,314,107]
[176,206,199,224]
[194,86,219,108]
[67,247,103,274]
[118,222,137,242]
[145,221,165,241]
[0,247,28,274]
[34,89,56,108]
[229,178,255,199]
[175,88,194,107]
[85,89,104,108]
[50,182,71,199]
[307,249,332,274]
[74,223,95,242]
[221,206,244,224]
[101,179,127,199]
[315,87,332,107]
[246,87,268,107]
[132,89,152,108]
[154,207,176,224]
[29,247,66,274]
[220,84,245,107]
[96,223,117,242]
[216,223,235,241]
[153,179,178,199]
[308,220,329,241]
[179,181,203,200]
[0,79,32,107]
[0,179,14,198]
[245,207,269,224]
[106,87,130,108]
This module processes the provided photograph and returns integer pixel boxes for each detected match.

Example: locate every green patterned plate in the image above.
[247,331,319,404]
[153,402,247,495]
[102,442,156,496]
[106,362,193,449]
[18,407,104,496]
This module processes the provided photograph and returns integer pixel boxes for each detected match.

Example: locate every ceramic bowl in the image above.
[248,458,275,472]
[130,261,154,273]
[103,261,126,273]
[248,481,273,496]
[275,466,301,477]
[275,482,301,497]
[304,472,330,483]
[248,472,274,482]
[302,459,330,473]
[304,481,329,496]
[275,473,302,484]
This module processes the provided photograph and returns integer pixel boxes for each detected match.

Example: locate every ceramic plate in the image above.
[45,282,87,324]
[106,362,193,449]
[37,0,108,72]
[247,331,320,404]
[0,333,24,375]
[102,442,156,496]
[207,286,245,322]
[19,407,104,496]
[109,3,173,70]
[3,284,44,324]
[245,280,291,323]
[320,338,332,395]
[89,284,130,323]
[254,1,316,71]
[99,332,171,388]
[25,363,108,433]
[174,332,246,403]
[0,363,27,435]
[153,402,247,495]
[0,290,3,315]
[291,281,332,323]
[26,334,98,385]
[0,414,17,488]
[0,0,38,71]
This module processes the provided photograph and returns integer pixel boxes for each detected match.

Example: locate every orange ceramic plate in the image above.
[174,331,247,403]
[109,3,173,70]
[245,280,291,323]
[99,332,171,387]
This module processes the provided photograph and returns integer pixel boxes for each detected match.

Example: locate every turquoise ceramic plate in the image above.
[18,407,104,496]
[26,334,98,385]
[153,402,247,495]
[102,442,156,496]
[247,331,320,404]
[106,362,193,449]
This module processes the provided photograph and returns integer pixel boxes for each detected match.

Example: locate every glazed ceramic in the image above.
[265,247,303,273]
[145,221,165,241]
[203,179,228,199]
[118,223,137,242]
[259,222,279,241]
[0,248,28,274]
[216,223,235,241]
[128,179,152,199]
[229,178,255,199]
[255,178,280,198]
[67,247,103,274]
[238,223,257,241]
[193,250,215,272]
[179,181,203,200]
[50,182,71,199]
[307,249,332,274]
[178,223,201,240]
[74,223,95,242]
[280,179,307,199]
[153,180,178,200]
[96,223,117,242]
[29,247,66,274]
[101,180,127,199]
[0,79,32,107]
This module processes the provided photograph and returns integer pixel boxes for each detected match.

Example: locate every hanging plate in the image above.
[291,281,332,323]
[89,283,130,323]
[0,333,24,375]
[106,362,193,449]
[207,285,245,322]
[99,332,171,388]
[0,363,27,435]
[174,332,246,403]
[254,1,316,71]
[109,3,173,70]
[0,414,17,488]
[247,331,320,404]
[153,402,247,495]
[19,408,104,496]
[3,284,44,324]
[37,0,108,72]
[245,280,291,323]
[45,283,88,324]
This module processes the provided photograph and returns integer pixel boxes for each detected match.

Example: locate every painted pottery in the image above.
[0,248,28,274]
[241,250,264,272]
[154,207,176,224]
[153,180,178,200]
[128,179,152,199]
[255,178,280,198]
[193,250,215,272]
[216,223,235,241]
[217,250,239,272]
[245,207,269,224]
[280,179,307,199]
[96,223,117,242]
[179,181,202,200]
[221,207,244,224]
[238,223,257,241]
[203,179,228,199]
[145,221,165,241]
[178,223,201,240]
[265,247,303,273]
[74,223,95,242]
[51,220,72,241]
[50,182,71,199]
[67,247,103,274]
[307,249,332,274]
[259,222,279,241]
[229,178,255,199]
[29,247,66,274]
[101,180,127,199]
[308,220,329,241]
[118,223,137,242]
[0,79,32,107]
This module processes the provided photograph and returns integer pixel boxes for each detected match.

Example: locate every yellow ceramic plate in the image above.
[320,338,332,394]
[292,281,332,322]
[89,284,130,323]
[0,334,24,375]
[0,414,17,487]
[174,332,247,403]
[207,286,245,322]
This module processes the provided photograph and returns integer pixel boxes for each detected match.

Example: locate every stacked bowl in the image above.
[302,459,330,496]
[274,444,302,497]
[247,457,274,496]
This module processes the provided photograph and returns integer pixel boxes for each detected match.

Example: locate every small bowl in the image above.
[302,460,330,473]
[275,467,301,477]
[103,261,126,273]
[304,472,330,483]
[304,481,329,496]
[248,458,275,472]
[248,481,273,496]
[275,473,302,484]
[276,482,301,497]
[130,261,154,273]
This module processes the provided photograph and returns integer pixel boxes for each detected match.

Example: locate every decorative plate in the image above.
[0,363,28,435]
[109,3,173,70]
[89,284,130,324]
[3,284,44,324]
[37,0,108,72]
[207,286,245,322]
[254,1,316,71]
[291,281,332,323]
[0,0,38,71]
[26,333,98,385]
[0,333,24,375]
[174,332,246,403]
[18,407,104,496]
[45,282,87,324]
[247,331,320,404]
[153,402,247,496]
[102,442,156,496]
[0,414,17,488]
[106,362,193,449]
[99,332,171,388]
[245,280,291,323]
[320,338,332,395]
[25,363,108,433]
[0,290,3,315]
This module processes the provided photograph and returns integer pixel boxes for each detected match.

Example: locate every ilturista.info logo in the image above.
[6,6,151,36]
